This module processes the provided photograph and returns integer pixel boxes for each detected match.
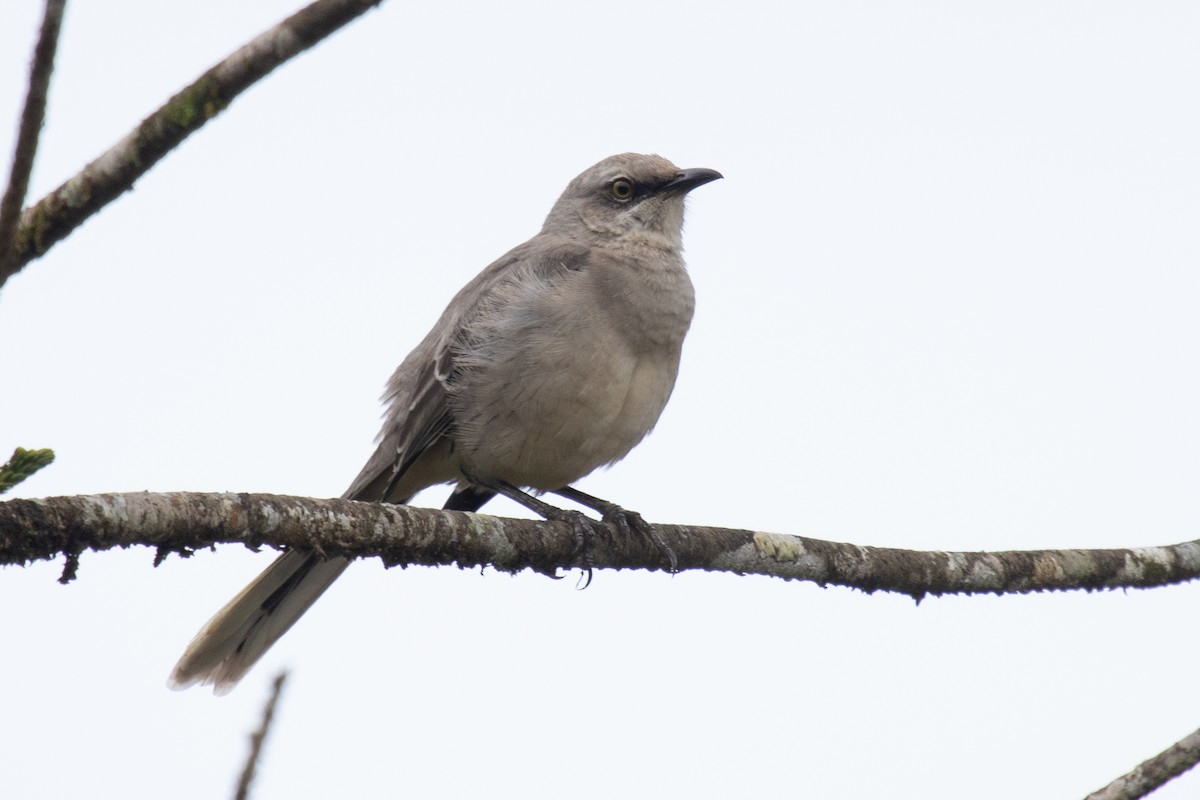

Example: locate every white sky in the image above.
[2,1,1199,798]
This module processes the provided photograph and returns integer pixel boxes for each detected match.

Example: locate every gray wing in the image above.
[341,236,590,502]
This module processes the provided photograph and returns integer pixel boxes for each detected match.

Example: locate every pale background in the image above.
[2,2,1199,798]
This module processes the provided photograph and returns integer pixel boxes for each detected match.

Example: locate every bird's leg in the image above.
[551,486,678,573]
[460,472,599,585]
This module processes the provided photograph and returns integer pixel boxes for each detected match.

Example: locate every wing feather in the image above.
[342,236,590,502]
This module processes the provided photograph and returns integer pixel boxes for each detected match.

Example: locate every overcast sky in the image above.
[2,2,1199,798]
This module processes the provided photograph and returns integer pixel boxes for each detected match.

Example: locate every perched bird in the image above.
[170,153,722,693]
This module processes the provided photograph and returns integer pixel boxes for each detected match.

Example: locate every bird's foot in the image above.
[551,486,678,573]
[543,507,600,589]
[601,506,678,574]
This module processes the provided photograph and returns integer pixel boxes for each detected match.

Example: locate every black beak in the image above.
[659,167,724,195]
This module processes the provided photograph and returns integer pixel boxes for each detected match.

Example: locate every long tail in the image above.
[168,550,350,695]
[168,453,497,694]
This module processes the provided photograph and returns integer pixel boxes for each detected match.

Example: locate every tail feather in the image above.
[168,550,350,695]
[170,440,461,693]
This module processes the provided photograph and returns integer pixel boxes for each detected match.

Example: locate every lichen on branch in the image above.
[2,491,1198,600]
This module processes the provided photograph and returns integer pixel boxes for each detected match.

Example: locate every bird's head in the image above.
[544,153,722,248]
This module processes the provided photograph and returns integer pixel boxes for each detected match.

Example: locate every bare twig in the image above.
[2,491,1199,598]
[1,0,386,288]
[233,671,288,800]
[0,0,67,283]
[1086,726,1200,800]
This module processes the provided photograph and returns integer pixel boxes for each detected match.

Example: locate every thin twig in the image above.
[1,0,386,288]
[1086,726,1200,800]
[2,491,1200,599]
[0,0,67,282]
[233,671,289,800]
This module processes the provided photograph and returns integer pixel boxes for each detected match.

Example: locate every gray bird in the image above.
[169,153,722,693]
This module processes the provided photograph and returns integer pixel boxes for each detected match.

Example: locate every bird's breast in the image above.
[450,261,691,490]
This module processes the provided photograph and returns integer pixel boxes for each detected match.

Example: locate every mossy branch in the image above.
[0,0,66,283]
[2,491,1198,599]
[1,0,386,286]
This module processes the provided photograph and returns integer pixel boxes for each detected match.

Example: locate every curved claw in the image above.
[548,486,677,572]
[602,508,678,573]
[544,507,598,589]
[575,568,593,590]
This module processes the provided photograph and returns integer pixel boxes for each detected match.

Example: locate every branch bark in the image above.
[1,0,385,287]
[233,671,288,800]
[2,491,1199,598]
[1086,726,1200,800]
[0,0,67,283]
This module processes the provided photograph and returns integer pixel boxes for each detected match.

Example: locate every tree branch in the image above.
[233,671,288,800]
[0,0,67,284]
[1,0,385,287]
[2,492,1199,598]
[1086,726,1200,800]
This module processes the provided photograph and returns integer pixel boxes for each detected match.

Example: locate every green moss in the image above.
[163,77,226,131]
[0,447,55,494]
[1137,556,1171,587]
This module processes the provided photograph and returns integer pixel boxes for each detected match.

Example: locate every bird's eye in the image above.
[609,179,634,201]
